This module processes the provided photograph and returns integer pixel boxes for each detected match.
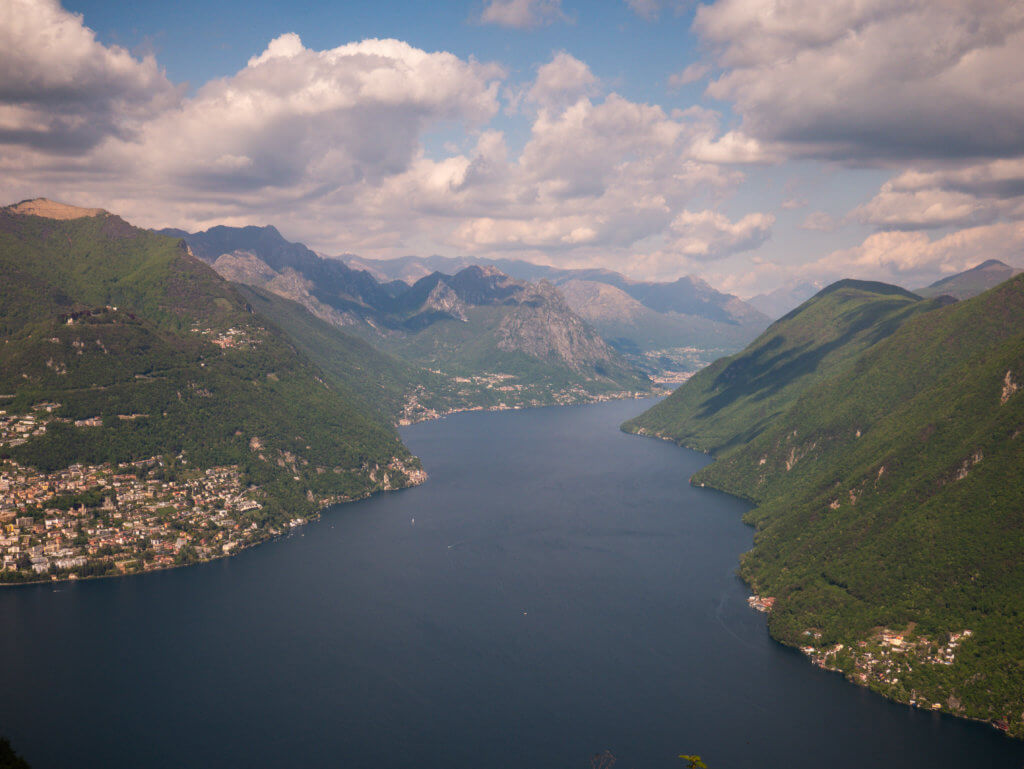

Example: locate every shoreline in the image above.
[625,427,1021,741]
[1,389,661,589]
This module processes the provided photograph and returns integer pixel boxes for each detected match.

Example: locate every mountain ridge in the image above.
[624,275,1024,737]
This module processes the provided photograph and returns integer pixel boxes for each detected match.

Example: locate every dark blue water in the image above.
[1,399,1022,768]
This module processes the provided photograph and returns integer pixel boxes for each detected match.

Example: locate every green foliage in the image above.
[236,285,462,422]
[627,275,1024,736]
[0,209,418,530]
[623,280,935,452]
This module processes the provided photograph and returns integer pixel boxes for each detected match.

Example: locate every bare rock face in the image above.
[496,282,616,370]
[212,251,279,285]
[212,251,358,327]
[422,281,468,321]
[559,279,650,325]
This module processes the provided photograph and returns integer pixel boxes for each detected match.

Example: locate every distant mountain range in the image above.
[174,225,654,407]
[915,259,1021,300]
[625,275,1024,737]
[341,252,770,380]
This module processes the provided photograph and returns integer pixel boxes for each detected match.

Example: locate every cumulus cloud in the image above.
[121,35,504,194]
[480,0,565,29]
[688,129,779,165]
[0,0,180,152]
[669,209,774,260]
[526,52,598,110]
[812,222,1024,286]
[0,3,777,280]
[854,159,1024,231]
[854,187,995,231]
[695,0,1024,163]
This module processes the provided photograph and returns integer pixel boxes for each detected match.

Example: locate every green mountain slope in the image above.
[623,280,940,452]
[625,275,1024,736]
[0,200,421,582]
[915,259,1020,300]
[235,284,483,424]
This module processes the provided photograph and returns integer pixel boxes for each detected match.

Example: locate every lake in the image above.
[1,398,1022,768]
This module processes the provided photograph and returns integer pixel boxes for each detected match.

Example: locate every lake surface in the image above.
[2,398,1023,768]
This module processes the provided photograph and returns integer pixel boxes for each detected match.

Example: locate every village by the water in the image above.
[748,594,976,719]
[0,403,300,584]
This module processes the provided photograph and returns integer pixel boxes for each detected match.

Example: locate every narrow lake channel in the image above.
[1,398,1022,768]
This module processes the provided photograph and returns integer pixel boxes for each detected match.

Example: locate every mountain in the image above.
[747,280,824,319]
[623,280,940,451]
[342,253,769,379]
[343,253,766,324]
[915,259,1021,300]
[625,275,1024,736]
[179,226,654,407]
[0,199,422,582]
[366,267,653,405]
[557,279,765,380]
[179,224,407,317]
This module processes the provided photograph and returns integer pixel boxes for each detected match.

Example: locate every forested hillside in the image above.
[0,200,422,582]
[625,275,1024,736]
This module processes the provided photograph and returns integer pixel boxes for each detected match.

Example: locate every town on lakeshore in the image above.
[0,402,309,583]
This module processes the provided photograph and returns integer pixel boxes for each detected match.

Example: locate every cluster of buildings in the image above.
[797,625,974,712]
[746,591,976,715]
[0,406,54,447]
[1,406,275,582]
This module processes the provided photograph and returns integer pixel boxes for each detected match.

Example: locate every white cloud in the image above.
[695,0,1024,163]
[669,209,774,260]
[689,129,779,165]
[122,35,504,193]
[813,222,1024,286]
[854,158,1024,230]
[0,0,180,151]
[854,187,994,231]
[526,52,598,110]
[480,0,565,29]
[0,5,777,281]
[667,63,709,89]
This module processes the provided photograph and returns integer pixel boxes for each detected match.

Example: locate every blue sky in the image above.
[3,0,1023,296]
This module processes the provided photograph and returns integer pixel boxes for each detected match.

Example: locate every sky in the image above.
[2,0,1023,297]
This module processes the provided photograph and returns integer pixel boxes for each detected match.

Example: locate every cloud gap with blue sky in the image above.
[2,0,1022,295]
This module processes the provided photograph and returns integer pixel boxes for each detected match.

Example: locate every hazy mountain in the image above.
[174,226,654,406]
[364,266,653,401]
[747,280,824,320]
[625,275,1024,736]
[180,225,407,317]
[557,279,768,379]
[342,253,769,379]
[345,253,765,324]
[914,259,1021,300]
